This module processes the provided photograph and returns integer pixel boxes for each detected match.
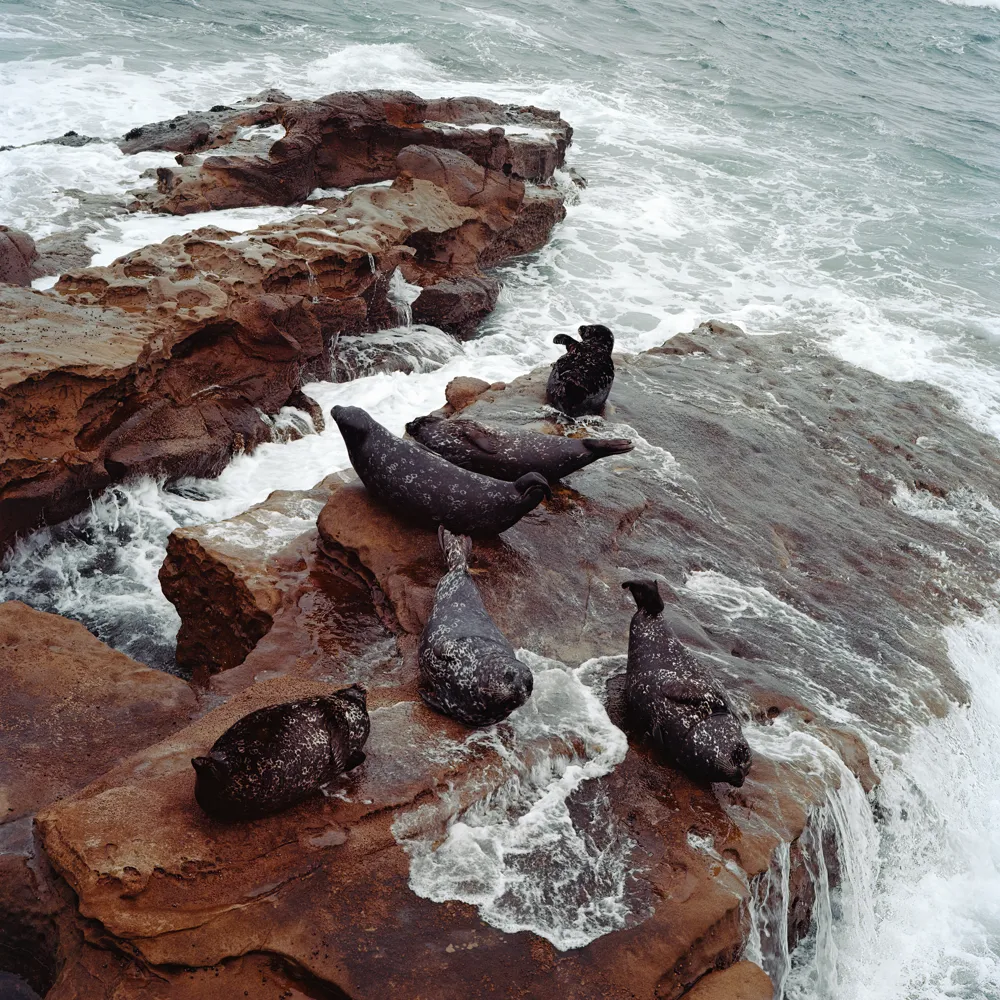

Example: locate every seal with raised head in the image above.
[419,526,533,726]
[405,413,633,482]
[546,323,616,417]
[332,405,551,536]
[623,580,751,786]
[191,684,370,820]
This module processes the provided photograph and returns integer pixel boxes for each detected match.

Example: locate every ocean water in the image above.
[2,0,1000,994]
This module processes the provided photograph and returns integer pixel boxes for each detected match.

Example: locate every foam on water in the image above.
[392,652,638,950]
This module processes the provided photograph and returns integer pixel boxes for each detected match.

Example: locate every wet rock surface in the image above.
[320,322,1000,738]
[0,134,567,554]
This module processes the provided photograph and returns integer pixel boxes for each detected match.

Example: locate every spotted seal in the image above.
[546,323,616,417]
[332,405,551,536]
[191,684,370,820]
[623,580,751,786]
[419,526,533,726]
[405,413,633,482]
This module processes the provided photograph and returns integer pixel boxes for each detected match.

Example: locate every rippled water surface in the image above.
[2,0,1000,993]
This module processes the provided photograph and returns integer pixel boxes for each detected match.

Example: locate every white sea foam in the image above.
[392,652,637,950]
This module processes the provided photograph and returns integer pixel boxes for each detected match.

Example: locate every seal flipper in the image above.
[345,748,367,770]
[583,438,633,457]
[553,333,581,353]
[458,422,501,454]
[438,525,473,570]
[514,471,552,500]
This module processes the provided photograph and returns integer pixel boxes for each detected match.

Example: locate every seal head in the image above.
[332,405,551,536]
[418,526,533,726]
[622,579,751,787]
[546,323,616,418]
[405,413,633,482]
[192,684,370,821]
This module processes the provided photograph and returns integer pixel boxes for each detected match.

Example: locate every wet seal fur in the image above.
[406,413,633,482]
[332,405,551,536]
[419,526,533,726]
[546,323,616,417]
[192,684,370,820]
[623,580,751,786]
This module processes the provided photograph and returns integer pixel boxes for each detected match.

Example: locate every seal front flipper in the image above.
[345,748,367,770]
[583,438,633,458]
[457,422,501,454]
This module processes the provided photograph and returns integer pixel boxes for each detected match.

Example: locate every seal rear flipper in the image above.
[514,471,552,500]
[623,578,665,615]
[583,437,633,457]
[345,748,367,770]
[553,333,581,353]
[438,524,473,569]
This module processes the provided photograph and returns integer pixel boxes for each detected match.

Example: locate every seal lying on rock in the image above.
[405,413,633,482]
[419,526,534,726]
[546,323,616,417]
[192,684,370,820]
[623,580,751,787]
[332,405,551,536]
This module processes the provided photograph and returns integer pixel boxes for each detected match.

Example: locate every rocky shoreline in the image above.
[3,91,1000,1000]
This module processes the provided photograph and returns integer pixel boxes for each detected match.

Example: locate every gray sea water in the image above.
[2,0,1000,996]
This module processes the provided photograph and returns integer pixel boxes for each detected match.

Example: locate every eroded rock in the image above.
[0,228,40,287]
[128,90,571,215]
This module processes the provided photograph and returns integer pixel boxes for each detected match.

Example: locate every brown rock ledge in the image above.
[0,136,567,554]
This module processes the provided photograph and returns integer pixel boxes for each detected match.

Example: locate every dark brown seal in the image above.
[405,413,633,482]
[623,580,751,786]
[546,323,616,417]
[192,684,370,820]
[332,405,551,536]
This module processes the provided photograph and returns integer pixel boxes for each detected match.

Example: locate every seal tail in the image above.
[438,524,472,570]
[582,438,633,457]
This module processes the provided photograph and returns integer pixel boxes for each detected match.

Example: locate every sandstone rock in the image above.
[0,144,566,553]
[0,602,198,822]
[412,274,500,338]
[0,227,40,287]
[129,90,571,215]
[444,375,493,412]
[683,962,773,999]
[159,472,353,680]
[36,668,831,1000]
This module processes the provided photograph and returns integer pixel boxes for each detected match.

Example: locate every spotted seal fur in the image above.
[332,405,551,536]
[192,684,370,820]
[405,413,633,482]
[623,580,751,786]
[418,526,533,726]
[546,323,616,417]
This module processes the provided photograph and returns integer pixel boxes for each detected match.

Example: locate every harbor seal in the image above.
[546,323,616,417]
[192,684,370,820]
[332,405,551,536]
[405,413,633,482]
[419,526,533,726]
[623,580,751,786]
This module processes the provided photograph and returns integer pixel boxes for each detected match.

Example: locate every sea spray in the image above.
[392,652,643,950]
